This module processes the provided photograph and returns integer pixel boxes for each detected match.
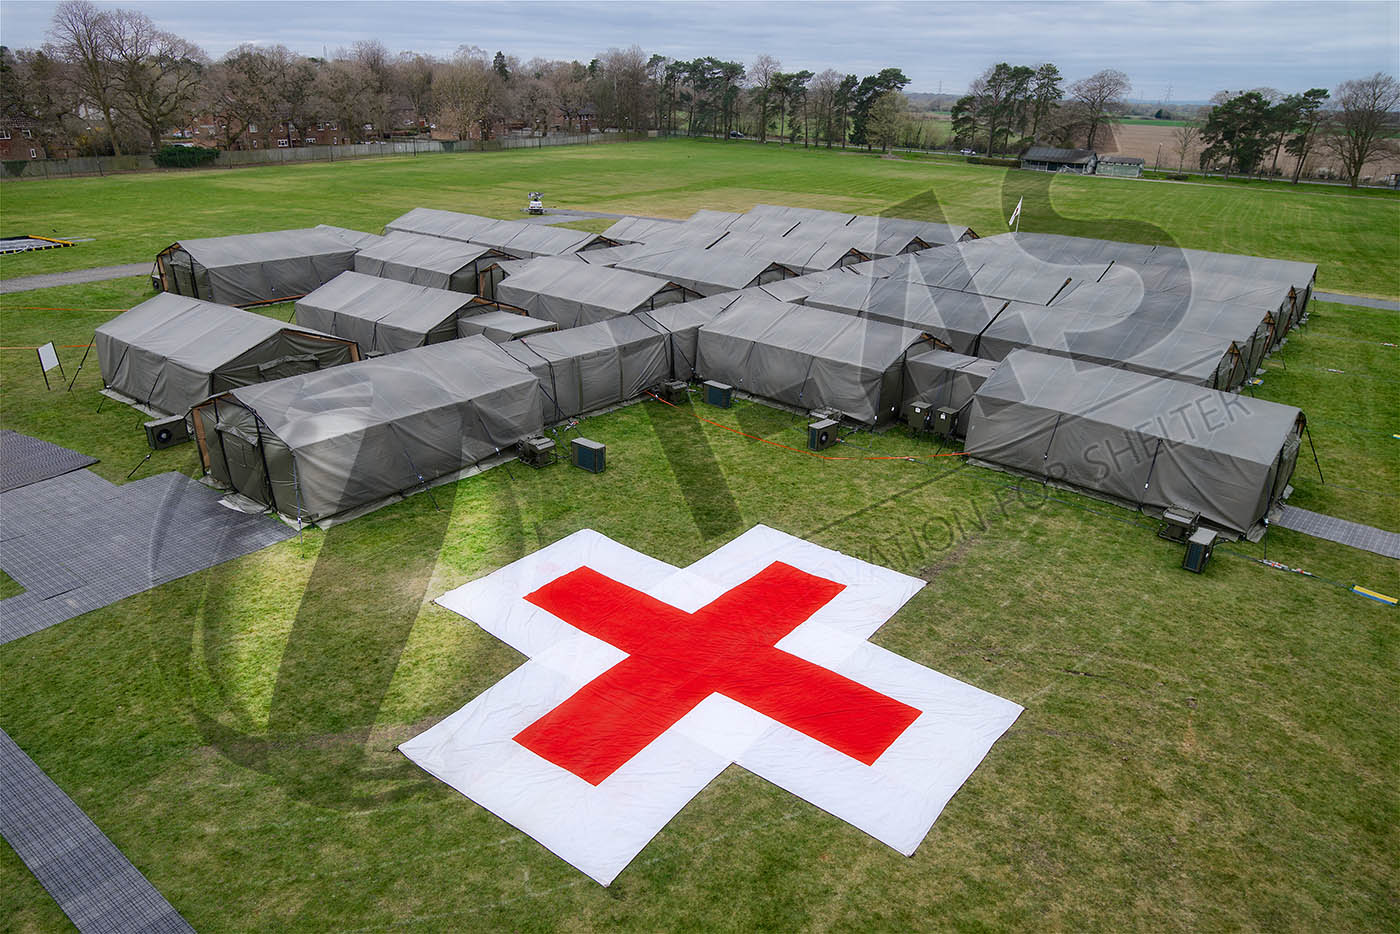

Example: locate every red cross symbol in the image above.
[516,561,922,785]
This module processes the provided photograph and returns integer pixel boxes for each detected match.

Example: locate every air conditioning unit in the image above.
[903,400,933,432]
[703,380,733,408]
[144,414,189,450]
[518,435,556,468]
[656,379,689,404]
[1182,527,1217,573]
[807,419,838,452]
[571,437,606,473]
[930,406,960,440]
[1159,505,1201,543]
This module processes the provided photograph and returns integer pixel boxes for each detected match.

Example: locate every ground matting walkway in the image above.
[0,466,295,645]
[0,729,195,933]
[1274,506,1400,559]
[1312,291,1400,312]
[0,430,97,493]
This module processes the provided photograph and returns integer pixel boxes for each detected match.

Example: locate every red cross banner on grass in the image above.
[400,526,1023,885]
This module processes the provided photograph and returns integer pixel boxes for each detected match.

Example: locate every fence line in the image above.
[0,131,655,181]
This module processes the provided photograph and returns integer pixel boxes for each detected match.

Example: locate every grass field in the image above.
[1,138,1397,932]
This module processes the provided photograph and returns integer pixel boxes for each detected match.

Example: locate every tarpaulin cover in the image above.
[617,247,796,296]
[313,224,386,250]
[295,271,476,355]
[97,292,358,415]
[385,207,613,258]
[755,270,843,304]
[401,524,1022,885]
[195,337,543,521]
[353,231,507,295]
[901,348,999,427]
[501,315,672,421]
[977,301,1247,389]
[496,256,698,328]
[636,293,744,380]
[706,232,867,274]
[803,275,1007,355]
[383,207,502,242]
[156,228,357,306]
[965,350,1303,537]
[695,293,931,424]
[457,310,558,342]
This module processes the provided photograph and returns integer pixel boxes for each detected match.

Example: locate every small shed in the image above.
[1021,146,1098,174]
[1096,155,1144,178]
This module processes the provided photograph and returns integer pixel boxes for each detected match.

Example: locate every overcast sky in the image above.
[1,1,1396,101]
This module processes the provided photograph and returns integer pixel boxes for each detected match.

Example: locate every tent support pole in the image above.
[1304,423,1324,484]
[66,336,94,391]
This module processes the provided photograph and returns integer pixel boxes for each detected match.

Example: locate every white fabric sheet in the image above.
[401,524,1022,885]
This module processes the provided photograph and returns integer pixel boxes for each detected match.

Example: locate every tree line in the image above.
[2,1,1394,187]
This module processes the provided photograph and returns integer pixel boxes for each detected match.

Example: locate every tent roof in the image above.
[228,337,537,449]
[459,310,558,340]
[298,271,474,333]
[707,232,864,274]
[755,270,842,303]
[976,349,1301,466]
[471,220,607,257]
[314,225,386,250]
[97,292,339,371]
[699,293,927,369]
[355,231,502,275]
[383,207,501,241]
[804,275,1007,351]
[497,255,677,314]
[616,247,792,292]
[169,228,354,269]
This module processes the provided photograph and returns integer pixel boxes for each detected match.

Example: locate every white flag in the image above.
[1008,196,1023,228]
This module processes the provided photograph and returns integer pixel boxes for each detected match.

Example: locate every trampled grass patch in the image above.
[0,138,1396,931]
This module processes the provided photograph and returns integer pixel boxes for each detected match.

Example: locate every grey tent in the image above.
[155,228,358,306]
[499,316,671,422]
[637,293,745,380]
[574,242,658,267]
[695,293,933,424]
[686,209,745,228]
[755,270,843,304]
[457,310,559,342]
[706,232,869,274]
[97,292,360,416]
[901,348,999,435]
[314,224,386,250]
[295,272,477,355]
[1051,282,1280,375]
[977,301,1248,390]
[616,247,797,296]
[383,207,501,242]
[804,275,1008,355]
[353,231,510,300]
[1092,264,1302,342]
[192,337,544,522]
[964,349,1304,538]
[495,256,703,328]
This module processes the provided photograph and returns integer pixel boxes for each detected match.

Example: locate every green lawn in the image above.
[2,137,1398,297]
[1,139,1397,932]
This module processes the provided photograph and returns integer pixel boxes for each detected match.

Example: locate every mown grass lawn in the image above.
[0,138,1396,932]
[2,137,1398,296]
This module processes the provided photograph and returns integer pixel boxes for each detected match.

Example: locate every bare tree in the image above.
[393,53,436,130]
[433,47,499,143]
[809,69,842,147]
[1068,68,1130,150]
[747,53,780,142]
[1324,72,1400,188]
[1171,121,1201,173]
[206,45,277,149]
[108,9,206,150]
[48,0,124,154]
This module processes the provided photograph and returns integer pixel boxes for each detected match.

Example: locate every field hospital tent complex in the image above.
[96,293,360,416]
[154,228,357,306]
[193,338,544,522]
